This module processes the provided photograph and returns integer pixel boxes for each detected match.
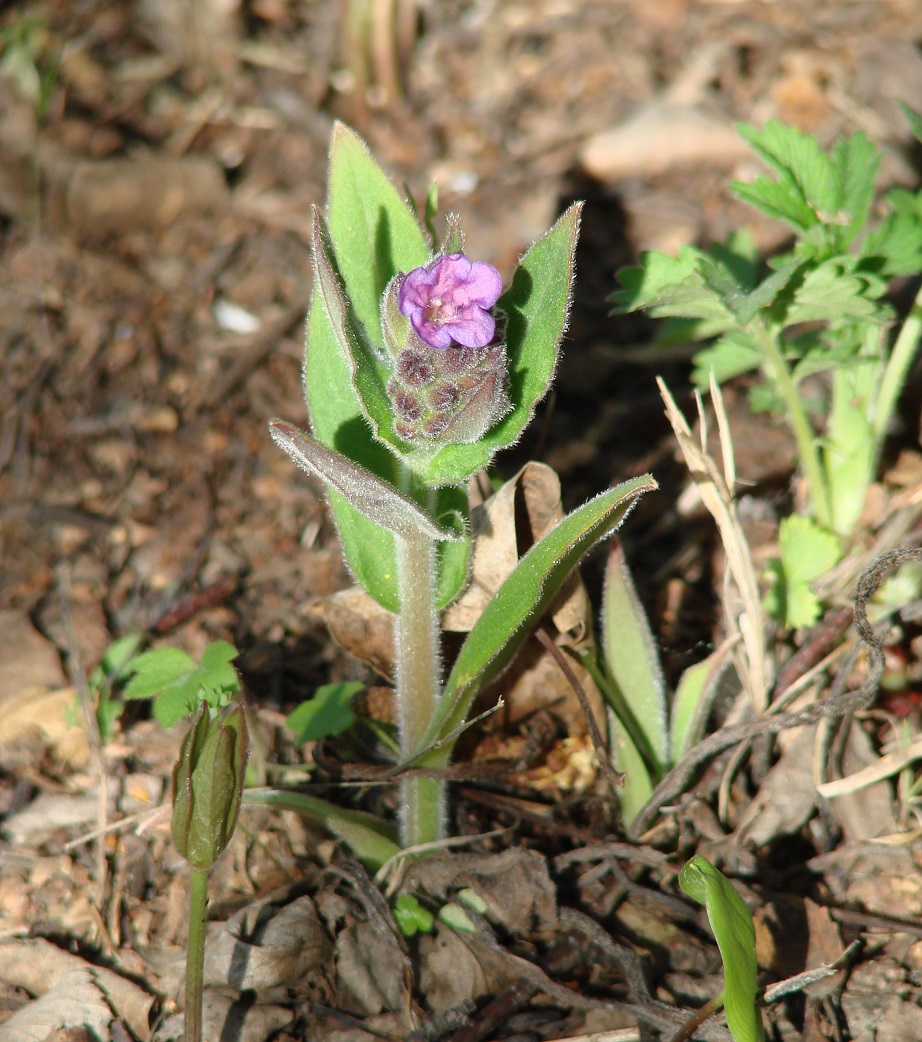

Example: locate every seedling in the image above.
[679,854,765,1042]
[613,108,922,626]
[271,122,655,848]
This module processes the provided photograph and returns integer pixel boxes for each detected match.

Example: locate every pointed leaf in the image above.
[419,474,657,758]
[325,122,429,341]
[304,124,467,611]
[601,538,668,773]
[311,211,402,450]
[286,682,363,743]
[270,420,463,542]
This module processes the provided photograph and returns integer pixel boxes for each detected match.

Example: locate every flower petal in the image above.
[444,307,496,348]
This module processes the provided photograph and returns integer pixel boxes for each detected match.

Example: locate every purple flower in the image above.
[398,253,502,350]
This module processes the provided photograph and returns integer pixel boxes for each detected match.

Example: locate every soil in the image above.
[3,2,922,1040]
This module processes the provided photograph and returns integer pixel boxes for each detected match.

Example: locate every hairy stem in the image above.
[873,279,922,449]
[752,318,832,529]
[185,866,209,1042]
[395,529,445,846]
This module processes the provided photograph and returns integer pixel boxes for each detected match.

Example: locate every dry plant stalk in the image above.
[658,374,771,712]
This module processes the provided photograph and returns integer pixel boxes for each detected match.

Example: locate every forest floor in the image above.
[3,1,922,1040]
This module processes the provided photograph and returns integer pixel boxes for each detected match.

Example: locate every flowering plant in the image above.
[271,124,655,847]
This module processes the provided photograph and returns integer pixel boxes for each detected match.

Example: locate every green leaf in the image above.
[325,122,429,342]
[825,361,876,536]
[899,101,922,147]
[303,125,468,611]
[269,421,464,542]
[601,538,668,774]
[437,903,476,932]
[765,515,842,628]
[199,641,241,690]
[89,633,144,691]
[243,787,400,870]
[679,855,765,1042]
[692,330,763,387]
[419,474,657,760]
[670,657,714,764]
[613,246,734,323]
[784,259,887,325]
[862,191,922,277]
[736,119,836,225]
[732,177,816,234]
[416,204,583,485]
[310,211,403,452]
[393,894,435,936]
[124,642,240,727]
[607,706,654,826]
[124,647,197,700]
[831,131,879,247]
[287,682,363,743]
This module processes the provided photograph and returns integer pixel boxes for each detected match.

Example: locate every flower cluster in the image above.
[384,253,509,444]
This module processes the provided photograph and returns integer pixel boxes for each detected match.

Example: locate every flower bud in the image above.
[172,701,249,870]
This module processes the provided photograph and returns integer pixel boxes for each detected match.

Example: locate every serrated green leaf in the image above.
[780,515,841,583]
[124,647,197,701]
[415,204,583,485]
[601,538,668,774]
[738,119,837,221]
[862,196,922,277]
[613,246,733,323]
[198,640,240,690]
[731,177,816,234]
[679,855,765,1042]
[124,643,240,727]
[768,515,842,628]
[418,474,657,761]
[287,682,363,743]
[784,259,886,325]
[831,131,879,246]
[692,330,763,387]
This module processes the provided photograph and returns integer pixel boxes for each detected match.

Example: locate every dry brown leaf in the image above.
[334,920,409,1015]
[0,687,90,772]
[0,969,111,1042]
[314,586,394,679]
[0,612,67,700]
[204,894,332,991]
[443,462,590,637]
[0,939,153,1040]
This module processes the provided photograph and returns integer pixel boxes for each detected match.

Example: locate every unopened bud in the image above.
[172,701,249,870]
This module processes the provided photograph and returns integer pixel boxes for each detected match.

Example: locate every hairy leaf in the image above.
[419,474,657,759]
